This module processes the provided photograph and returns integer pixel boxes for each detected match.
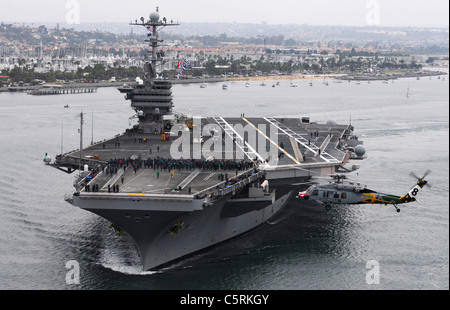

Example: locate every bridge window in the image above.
[341,192,347,199]
[334,192,340,199]
[311,189,318,196]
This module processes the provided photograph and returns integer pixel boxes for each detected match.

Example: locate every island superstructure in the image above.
[46,9,366,271]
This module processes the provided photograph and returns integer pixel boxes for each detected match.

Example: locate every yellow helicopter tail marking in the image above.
[361,193,378,204]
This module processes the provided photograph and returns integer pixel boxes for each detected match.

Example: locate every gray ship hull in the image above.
[72,189,294,271]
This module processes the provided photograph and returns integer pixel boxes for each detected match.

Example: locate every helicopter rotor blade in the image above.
[410,170,432,188]
[410,170,431,180]
[422,169,432,179]
[409,172,420,179]
[291,181,315,186]
[347,163,376,175]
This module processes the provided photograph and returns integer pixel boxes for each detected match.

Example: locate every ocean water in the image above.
[0,72,448,290]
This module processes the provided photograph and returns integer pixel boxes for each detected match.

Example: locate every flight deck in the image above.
[51,116,357,198]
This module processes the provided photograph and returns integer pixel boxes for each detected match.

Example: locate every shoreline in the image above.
[229,74,344,82]
[1,70,447,93]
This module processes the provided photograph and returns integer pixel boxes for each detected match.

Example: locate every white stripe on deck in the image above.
[242,117,300,165]
[177,169,202,189]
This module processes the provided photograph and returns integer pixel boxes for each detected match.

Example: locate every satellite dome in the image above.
[326,120,338,125]
[150,12,160,21]
[355,145,366,157]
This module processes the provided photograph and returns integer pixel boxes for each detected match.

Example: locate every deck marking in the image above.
[242,117,300,165]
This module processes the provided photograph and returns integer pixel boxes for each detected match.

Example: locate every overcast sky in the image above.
[1,0,448,27]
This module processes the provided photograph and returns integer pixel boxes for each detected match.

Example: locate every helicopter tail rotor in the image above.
[401,170,431,204]
[409,170,432,188]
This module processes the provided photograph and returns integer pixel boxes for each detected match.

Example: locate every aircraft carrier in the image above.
[45,10,366,271]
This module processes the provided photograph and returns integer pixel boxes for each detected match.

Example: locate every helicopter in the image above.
[297,170,431,212]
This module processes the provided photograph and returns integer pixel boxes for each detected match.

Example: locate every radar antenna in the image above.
[130,8,179,80]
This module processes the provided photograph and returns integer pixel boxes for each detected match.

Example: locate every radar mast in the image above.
[126,9,179,135]
[130,8,179,81]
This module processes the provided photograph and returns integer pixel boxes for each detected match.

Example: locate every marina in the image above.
[1,70,446,94]
[28,86,98,96]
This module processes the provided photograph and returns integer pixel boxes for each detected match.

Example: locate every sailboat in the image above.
[200,76,208,88]
[222,74,228,90]
[406,84,410,98]
[200,77,207,88]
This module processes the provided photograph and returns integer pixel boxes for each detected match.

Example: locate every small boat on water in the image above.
[200,83,207,88]
[117,84,134,93]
